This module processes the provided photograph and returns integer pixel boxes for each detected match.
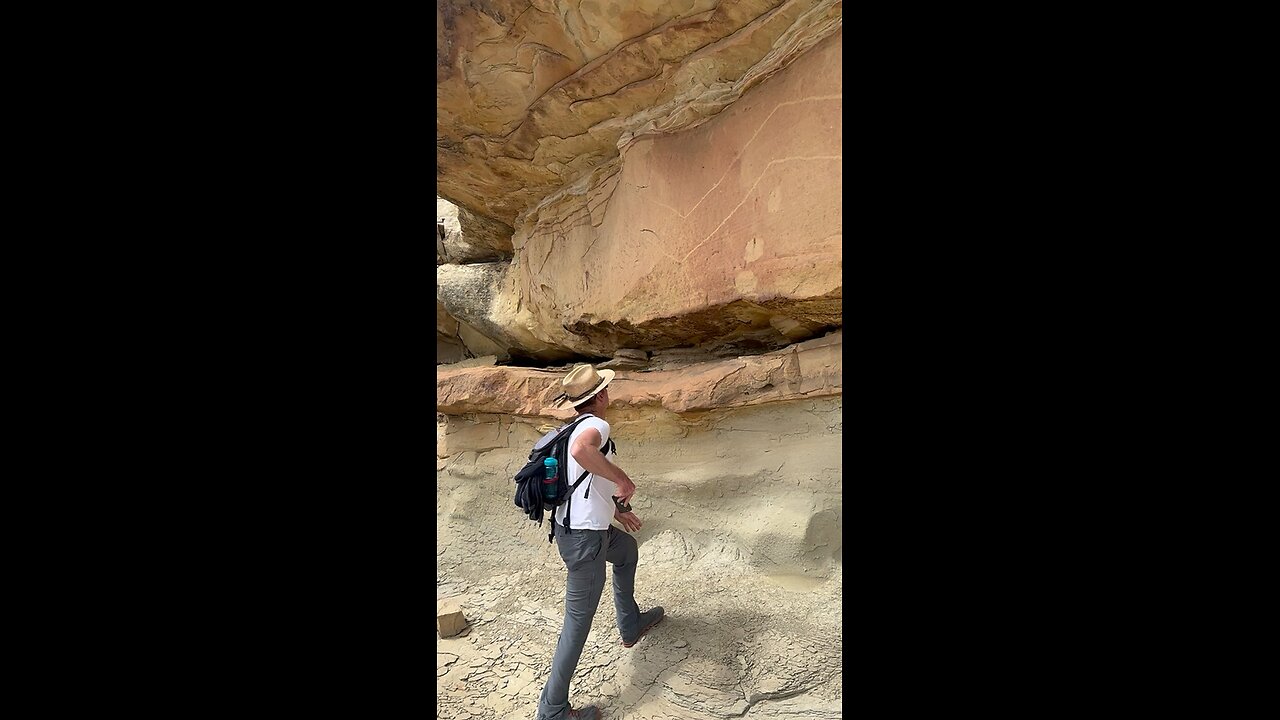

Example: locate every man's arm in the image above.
[571,428,637,501]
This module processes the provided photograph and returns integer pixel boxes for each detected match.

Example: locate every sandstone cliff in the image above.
[437,2,842,718]
[437,0,841,363]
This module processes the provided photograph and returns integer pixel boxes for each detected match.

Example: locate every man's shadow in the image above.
[605,608,771,717]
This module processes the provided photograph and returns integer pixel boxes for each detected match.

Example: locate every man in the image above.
[536,363,665,720]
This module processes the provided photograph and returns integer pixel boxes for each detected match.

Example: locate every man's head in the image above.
[577,386,610,414]
[551,363,615,415]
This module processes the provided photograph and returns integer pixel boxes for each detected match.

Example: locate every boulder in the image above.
[437,599,468,638]
[437,262,579,363]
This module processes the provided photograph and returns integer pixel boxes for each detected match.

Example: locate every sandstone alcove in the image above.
[437,3,842,717]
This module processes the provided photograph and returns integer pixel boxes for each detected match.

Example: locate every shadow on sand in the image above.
[607,607,771,717]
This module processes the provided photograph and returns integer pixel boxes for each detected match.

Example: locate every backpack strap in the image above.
[544,414,593,450]
[562,469,590,531]
[549,469,591,543]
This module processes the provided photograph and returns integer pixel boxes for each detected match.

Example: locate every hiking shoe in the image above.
[622,607,664,648]
[568,706,600,719]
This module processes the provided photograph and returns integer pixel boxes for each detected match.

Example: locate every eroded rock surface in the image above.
[437,196,514,265]
[511,30,842,357]
[437,331,841,417]
[437,394,842,719]
[436,1,842,362]
[437,0,842,229]
[437,262,581,363]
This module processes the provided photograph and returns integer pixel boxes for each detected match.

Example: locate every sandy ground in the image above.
[437,398,843,719]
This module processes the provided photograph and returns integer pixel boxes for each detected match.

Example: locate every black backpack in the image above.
[513,414,615,543]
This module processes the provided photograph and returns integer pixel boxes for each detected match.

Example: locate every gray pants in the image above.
[536,524,641,720]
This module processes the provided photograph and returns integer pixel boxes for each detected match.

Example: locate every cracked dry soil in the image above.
[437,399,843,719]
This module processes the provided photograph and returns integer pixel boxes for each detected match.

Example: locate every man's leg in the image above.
[537,528,607,720]
[605,526,641,641]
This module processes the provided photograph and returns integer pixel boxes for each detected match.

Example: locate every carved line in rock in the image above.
[522,92,843,266]
[680,153,842,264]
[638,227,682,264]
[642,93,842,223]
[524,132,844,311]
[444,2,840,229]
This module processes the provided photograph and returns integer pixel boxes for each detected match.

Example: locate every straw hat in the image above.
[551,364,615,408]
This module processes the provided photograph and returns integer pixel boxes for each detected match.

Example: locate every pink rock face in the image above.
[513,31,842,354]
[437,0,842,229]
[437,3,842,360]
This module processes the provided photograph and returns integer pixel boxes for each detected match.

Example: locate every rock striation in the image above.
[438,0,841,228]
[437,330,840,417]
[436,372,843,719]
[437,0,842,362]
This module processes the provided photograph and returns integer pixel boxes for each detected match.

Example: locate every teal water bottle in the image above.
[543,457,558,500]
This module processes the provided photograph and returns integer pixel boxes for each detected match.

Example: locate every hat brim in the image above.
[551,369,615,408]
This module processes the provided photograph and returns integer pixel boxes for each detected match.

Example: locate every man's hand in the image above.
[615,510,643,532]
[613,476,636,504]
